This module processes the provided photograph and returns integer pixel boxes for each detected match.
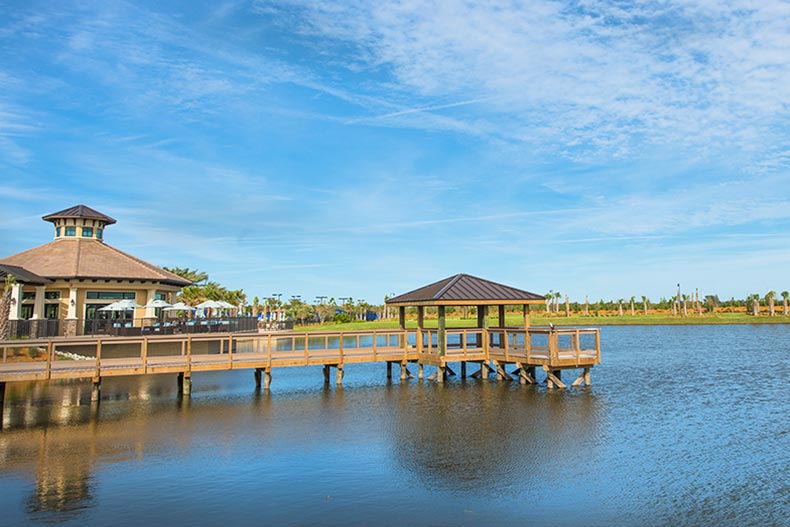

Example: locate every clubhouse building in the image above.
[0,205,190,337]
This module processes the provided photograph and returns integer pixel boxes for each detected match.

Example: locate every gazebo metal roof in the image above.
[42,205,117,225]
[386,273,545,306]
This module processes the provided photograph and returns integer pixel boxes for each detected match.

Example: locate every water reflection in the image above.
[2,325,788,526]
[25,430,96,521]
[387,380,600,493]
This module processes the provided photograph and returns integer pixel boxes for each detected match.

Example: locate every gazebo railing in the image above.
[417,326,600,366]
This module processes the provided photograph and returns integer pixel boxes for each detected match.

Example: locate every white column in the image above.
[145,288,158,318]
[67,287,78,319]
[9,283,22,320]
[31,286,46,320]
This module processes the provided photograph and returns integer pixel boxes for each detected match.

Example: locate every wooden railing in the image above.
[419,326,601,366]
[0,326,599,383]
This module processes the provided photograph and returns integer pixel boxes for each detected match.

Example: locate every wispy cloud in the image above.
[267,0,790,166]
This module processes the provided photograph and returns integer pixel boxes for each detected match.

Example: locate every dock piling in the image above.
[254,368,262,389]
[178,372,192,396]
[91,377,101,402]
[336,366,344,385]
[418,363,424,379]
[264,370,272,390]
[323,365,331,384]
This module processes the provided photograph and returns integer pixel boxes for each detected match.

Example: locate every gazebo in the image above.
[386,273,544,343]
[386,274,544,375]
[385,273,599,387]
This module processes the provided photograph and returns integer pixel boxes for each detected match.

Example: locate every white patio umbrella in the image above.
[98,299,142,311]
[143,299,172,309]
[195,300,223,309]
[216,300,236,309]
[163,302,197,312]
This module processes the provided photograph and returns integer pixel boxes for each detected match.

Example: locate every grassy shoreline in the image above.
[296,312,790,331]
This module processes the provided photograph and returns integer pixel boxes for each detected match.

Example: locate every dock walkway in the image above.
[0,326,600,401]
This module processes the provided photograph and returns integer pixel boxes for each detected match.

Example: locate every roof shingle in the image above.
[0,239,190,286]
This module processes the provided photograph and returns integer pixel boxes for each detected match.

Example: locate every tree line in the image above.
[539,289,790,317]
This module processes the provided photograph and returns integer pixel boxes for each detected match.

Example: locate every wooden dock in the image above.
[0,326,600,404]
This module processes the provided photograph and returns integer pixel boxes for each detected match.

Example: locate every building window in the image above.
[22,291,36,300]
[45,304,59,319]
[64,226,76,236]
[56,227,61,236]
[82,226,94,237]
[96,228,103,239]
[155,293,167,301]
[20,305,33,319]
[86,291,136,300]
[44,291,61,300]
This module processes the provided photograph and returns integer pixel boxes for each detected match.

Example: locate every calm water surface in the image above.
[1,325,788,526]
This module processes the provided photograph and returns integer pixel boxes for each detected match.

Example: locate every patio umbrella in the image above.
[195,300,223,309]
[216,300,236,309]
[98,299,142,311]
[163,302,197,312]
[143,299,172,309]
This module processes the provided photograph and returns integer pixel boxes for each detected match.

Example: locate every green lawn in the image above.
[295,312,790,331]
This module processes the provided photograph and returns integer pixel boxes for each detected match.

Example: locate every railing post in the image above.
[187,335,192,373]
[372,330,377,360]
[95,339,102,379]
[339,332,344,362]
[267,333,272,367]
[229,334,234,368]
[504,329,509,361]
[595,329,601,363]
[142,337,148,374]
[304,333,309,363]
[575,329,580,365]
[463,329,467,357]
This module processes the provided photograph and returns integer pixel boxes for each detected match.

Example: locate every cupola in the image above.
[42,205,117,241]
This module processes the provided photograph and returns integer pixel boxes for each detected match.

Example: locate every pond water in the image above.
[0,325,788,526]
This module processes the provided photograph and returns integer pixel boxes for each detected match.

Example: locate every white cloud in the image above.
[265,0,790,165]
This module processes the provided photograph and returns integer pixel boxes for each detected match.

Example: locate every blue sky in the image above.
[1,0,789,304]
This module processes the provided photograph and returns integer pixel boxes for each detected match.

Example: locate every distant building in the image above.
[0,205,190,336]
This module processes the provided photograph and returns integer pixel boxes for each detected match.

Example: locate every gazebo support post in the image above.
[438,306,446,356]
[523,304,531,329]
[398,306,406,330]
[417,306,425,357]
[476,305,488,348]
[498,305,506,328]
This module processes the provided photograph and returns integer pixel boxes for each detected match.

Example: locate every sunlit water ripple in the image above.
[0,325,788,526]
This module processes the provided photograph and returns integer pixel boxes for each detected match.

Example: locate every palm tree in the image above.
[682,294,689,317]
[641,295,649,315]
[782,291,789,316]
[0,274,15,341]
[629,296,636,316]
[163,267,208,285]
[584,295,589,316]
[618,299,624,316]
[252,296,260,317]
[748,294,760,316]
[766,291,776,317]
[545,290,553,313]
[554,291,562,314]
